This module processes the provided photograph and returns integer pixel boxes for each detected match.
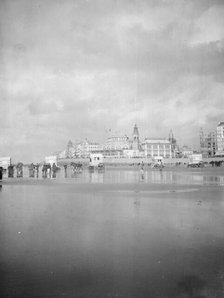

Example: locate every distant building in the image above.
[58,139,102,159]
[216,122,224,156]
[200,128,217,157]
[142,139,172,158]
[76,139,102,158]
[180,145,193,158]
[102,134,130,157]
[104,135,130,151]
[65,140,76,158]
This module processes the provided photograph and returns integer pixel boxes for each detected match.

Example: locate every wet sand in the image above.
[0,168,224,297]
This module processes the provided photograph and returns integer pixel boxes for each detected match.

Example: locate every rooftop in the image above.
[217,122,224,127]
[143,138,170,144]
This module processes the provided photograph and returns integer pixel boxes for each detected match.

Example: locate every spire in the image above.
[132,124,140,150]
[169,129,173,139]
[133,124,139,137]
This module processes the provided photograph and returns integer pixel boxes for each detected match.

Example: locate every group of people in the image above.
[0,163,24,179]
[42,163,58,178]
[0,162,59,180]
[63,162,83,178]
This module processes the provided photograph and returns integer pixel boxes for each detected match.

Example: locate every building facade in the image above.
[180,145,193,158]
[76,139,102,158]
[216,122,224,155]
[200,128,217,157]
[142,139,172,158]
[104,135,130,151]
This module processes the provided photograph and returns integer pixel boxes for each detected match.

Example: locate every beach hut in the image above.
[89,153,104,171]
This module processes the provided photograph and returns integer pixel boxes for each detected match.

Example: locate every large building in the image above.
[102,135,130,157]
[142,139,172,158]
[57,124,178,159]
[200,128,217,157]
[76,139,102,158]
[180,145,193,158]
[216,122,224,155]
[58,139,102,159]
[104,135,130,151]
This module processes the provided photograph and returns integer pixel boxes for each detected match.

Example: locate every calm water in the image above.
[0,167,224,297]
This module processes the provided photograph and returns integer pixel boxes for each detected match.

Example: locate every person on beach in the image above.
[47,165,51,178]
[35,164,39,178]
[52,163,57,178]
[0,167,3,180]
[16,163,23,178]
[158,160,163,171]
[42,164,47,178]
[64,164,67,178]
[8,165,14,178]
[29,163,35,178]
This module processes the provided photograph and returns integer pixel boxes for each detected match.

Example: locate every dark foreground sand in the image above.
[0,168,224,298]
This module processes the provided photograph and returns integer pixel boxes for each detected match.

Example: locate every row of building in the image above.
[56,122,224,160]
[57,124,182,159]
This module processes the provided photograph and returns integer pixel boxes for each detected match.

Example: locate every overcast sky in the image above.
[1,0,224,162]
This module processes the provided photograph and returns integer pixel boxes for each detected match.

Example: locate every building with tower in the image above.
[131,124,141,150]
[168,130,179,157]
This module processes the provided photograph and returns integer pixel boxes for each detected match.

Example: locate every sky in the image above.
[1,0,224,162]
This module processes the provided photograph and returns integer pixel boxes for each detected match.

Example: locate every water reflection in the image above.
[88,171,104,183]
[2,165,224,186]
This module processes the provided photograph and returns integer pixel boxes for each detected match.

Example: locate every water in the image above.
[3,165,224,186]
[0,167,224,297]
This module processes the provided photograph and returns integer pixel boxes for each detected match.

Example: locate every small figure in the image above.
[52,163,57,178]
[35,164,39,178]
[8,165,14,178]
[16,162,23,178]
[42,164,47,178]
[47,165,51,178]
[0,166,3,180]
[64,164,67,178]
[29,163,35,178]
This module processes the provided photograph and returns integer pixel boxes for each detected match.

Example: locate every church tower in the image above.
[132,124,140,150]
[168,130,176,145]
[169,129,177,157]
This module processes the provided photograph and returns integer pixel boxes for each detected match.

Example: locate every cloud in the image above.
[190,5,224,45]
[0,0,224,161]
